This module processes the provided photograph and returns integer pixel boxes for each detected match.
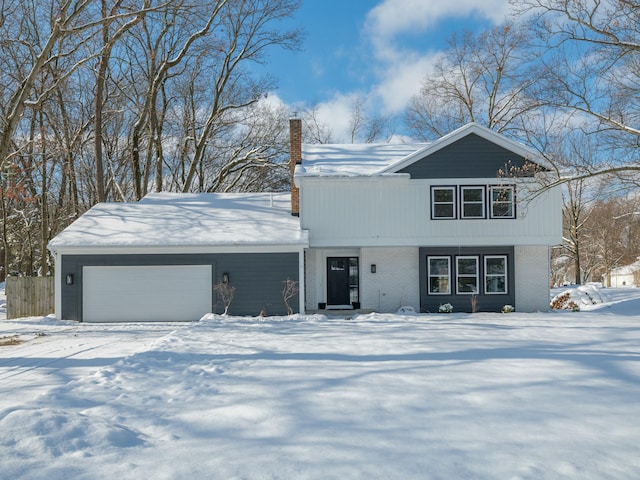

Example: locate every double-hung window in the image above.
[431,187,456,219]
[428,256,451,294]
[456,256,479,294]
[431,185,516,220]
[490,186,515,218]
[485,255,507,294]
[460,186,485,219]
[426,254,509,296]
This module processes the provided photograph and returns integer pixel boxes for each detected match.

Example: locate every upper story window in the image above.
[490,186,515,219]
[460,186,486,219]
[431,187,456,219]
[431,184,516,220]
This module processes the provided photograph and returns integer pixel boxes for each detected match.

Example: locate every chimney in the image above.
[289,117,302,216]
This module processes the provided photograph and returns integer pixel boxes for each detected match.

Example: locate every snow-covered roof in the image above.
[296,123,547,178]
[48,192,308,250]
[610,260,640,275]
[299,142,427,176]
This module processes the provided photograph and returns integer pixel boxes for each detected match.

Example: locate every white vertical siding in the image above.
[298,249,306,313]
[54,251,62,320]
[360,247,420,312]
[304,249,319,310]
[515,245,551,312]
[300,177,562,247]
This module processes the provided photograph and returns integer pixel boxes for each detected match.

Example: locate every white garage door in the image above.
[83,265,212,322]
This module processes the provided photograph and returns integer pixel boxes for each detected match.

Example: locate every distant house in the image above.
[606,259,640,288]
[48,121,562,322]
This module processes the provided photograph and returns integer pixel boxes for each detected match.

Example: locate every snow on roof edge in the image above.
[48,192,307,251]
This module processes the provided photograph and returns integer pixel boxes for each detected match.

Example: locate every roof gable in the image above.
[383,123,545,179]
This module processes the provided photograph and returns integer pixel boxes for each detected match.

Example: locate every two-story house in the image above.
[48,120,561,321]
[291,119,562,314]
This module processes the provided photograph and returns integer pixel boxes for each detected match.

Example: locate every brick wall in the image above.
[360,247,420,312]
[289,118,302,216]
[515,245,551,312]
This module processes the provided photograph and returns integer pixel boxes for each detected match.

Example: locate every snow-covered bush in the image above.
[438,303,453,313]
[550,291,580,311]
[396,306,416,314]
[551,284,607,312]
[502,305,515,313]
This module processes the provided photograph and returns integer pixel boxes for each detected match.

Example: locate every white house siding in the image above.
[360,247,420,312]
[607,261,640,287]
[304,247,419,312]
[609,272,637,288]
[304,249,319,309]
[300,177,562,248]
[515,245,551,312]
[304,248,360,310]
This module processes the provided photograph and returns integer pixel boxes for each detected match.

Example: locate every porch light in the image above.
[370,264,376,274]
[66,274,74,285]
[222,272,230,284]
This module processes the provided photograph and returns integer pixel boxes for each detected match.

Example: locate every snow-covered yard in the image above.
[1,285,640,479]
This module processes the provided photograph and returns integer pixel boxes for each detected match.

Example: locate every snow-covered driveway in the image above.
[1,287,640,479]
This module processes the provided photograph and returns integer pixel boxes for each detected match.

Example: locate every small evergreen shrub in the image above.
[438,303,453,313]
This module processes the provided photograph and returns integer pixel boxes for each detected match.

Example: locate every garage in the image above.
[82,265,212,322]
[49,192,308,321]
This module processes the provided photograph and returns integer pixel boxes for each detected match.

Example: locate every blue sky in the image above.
[258,0,514,141]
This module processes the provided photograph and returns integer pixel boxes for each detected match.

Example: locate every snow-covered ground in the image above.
[1,285,640,479]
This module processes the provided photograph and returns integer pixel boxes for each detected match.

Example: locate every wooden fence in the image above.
[6,276,55,319]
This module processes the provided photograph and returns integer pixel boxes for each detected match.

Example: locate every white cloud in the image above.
[365,0,511,40]
[258,92,288,111]
[361,0,512,115]
[276,0,516,140]
[373,50,443,114]
[313,92,361,142]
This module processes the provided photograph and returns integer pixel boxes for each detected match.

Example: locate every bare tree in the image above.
[405,22,541,141]
[301,96,394,144]
[94,0,149,202]
[196,101,291,193]
[301,102,334,144]
[282,278,298,315]
[214,280,235,315]
[178,0,302,193]
[347,96,393,143]
[0,0,152,173]
[515,0,640,185]
[0,0,303,276]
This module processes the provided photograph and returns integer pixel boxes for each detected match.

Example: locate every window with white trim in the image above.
[485,255,508,294]
[428,256,451,294]
[460,186,485,219]
[431,187,456,219]
[456,256,479,294]
[490,186,515,218]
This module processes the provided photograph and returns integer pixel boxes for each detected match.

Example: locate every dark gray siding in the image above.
[61,252,299,321]
[419,246,515,313]
[399,133,533,179]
